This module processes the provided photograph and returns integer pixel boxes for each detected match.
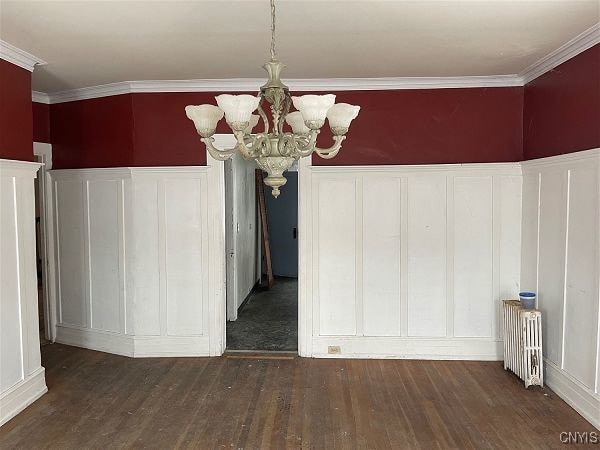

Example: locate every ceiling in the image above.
[1,0,598,93]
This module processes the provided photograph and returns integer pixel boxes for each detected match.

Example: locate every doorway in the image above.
[33,142,54,344]
[224,160,299,352]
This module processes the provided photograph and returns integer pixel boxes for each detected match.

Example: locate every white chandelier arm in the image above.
[277,130,319,159]
[314,135,346,159]
[257,103,270,134]
[201,137,237,161]
[236,132,270,159]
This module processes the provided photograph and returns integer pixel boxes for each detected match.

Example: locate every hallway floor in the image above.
[1,344,596,449]
[226,277,298,352]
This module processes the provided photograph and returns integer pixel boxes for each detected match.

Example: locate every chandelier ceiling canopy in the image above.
[185,0,360,198]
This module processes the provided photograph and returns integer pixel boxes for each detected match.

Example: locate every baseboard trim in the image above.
[544,359,600,430]
[55,325,210,357]
[133,336,210,357]
[0,367,47,427]
[311,337,503,360]
[56,325,135,357]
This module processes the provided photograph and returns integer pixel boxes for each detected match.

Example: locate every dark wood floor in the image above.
[1,344,596,449]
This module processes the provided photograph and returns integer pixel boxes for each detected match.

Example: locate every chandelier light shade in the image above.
[284,111,310,135]
[185,105,224,137]
[291,94,336,126]
[327,103,361,132]
[215,94,261,125]
[185,0,360,197]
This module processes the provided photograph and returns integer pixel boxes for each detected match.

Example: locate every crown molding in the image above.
[520,23,600,84]
[30,22,600,104]
[0,40,46,72]
[36,75,523,104]
[32,91,50,104]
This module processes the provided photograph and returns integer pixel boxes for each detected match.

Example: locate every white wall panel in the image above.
[0,178,23,392]
[453,177,493,338]
[88,180,121,333]
[51,166,220,357]
[311,164,522,359]
[537,170,568,366]
[164,179,205,336]
[521,149,600,430]
[131,179,160,336]
[497,176,522,339]
[316,178,357,336]
[362,177,401,336]
[519,174,539,293]
[56,180,86,327]
[407,176,447,337]
[0,160,47,426]
[562,167,599,390]
[498,176,522,300]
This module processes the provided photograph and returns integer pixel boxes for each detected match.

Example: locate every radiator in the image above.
[503,300,544,388]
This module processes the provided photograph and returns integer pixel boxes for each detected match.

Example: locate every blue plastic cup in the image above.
[519,291,536,309]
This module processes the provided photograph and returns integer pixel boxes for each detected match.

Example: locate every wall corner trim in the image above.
[519,23,600,84]
[0,40,46,72]
[32,91,51,104]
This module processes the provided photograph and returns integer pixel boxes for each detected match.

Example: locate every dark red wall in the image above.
[49,87,524,168]
[33,102,51,143]
[130,93,231,166]
[0,59,33,161]
[315,87,523,165]
[50,95,135,169]
[523,44,600,160]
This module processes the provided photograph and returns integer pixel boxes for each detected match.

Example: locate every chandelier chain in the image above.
[270,0,277,61]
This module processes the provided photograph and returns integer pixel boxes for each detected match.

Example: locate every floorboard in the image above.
[0,344,597,449]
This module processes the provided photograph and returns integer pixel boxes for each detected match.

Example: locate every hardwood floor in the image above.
[0,344,596,449]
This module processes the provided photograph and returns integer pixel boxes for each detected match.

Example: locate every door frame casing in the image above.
[210,134,311,356]
[33,142,57,342]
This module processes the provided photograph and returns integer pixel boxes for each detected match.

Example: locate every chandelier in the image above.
[185,0,360,198]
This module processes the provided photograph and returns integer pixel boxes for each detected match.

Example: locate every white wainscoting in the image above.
[50,159,522,362]
[521,148,600,429]
[49,162,225,357]
[0,159,47,426]
[303,163,522,359]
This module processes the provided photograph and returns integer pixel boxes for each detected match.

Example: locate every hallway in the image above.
[226,278,298,352]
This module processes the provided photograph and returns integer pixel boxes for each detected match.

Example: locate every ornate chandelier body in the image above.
[185,0,360,197]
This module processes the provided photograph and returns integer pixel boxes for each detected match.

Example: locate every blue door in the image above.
[264,172,298,278]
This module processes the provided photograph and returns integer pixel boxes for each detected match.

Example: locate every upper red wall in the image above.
[315,87,523,165]
[130,93,232,166]
[50,95,135,169]
[49,87,523,168]
[33,102,51,143]
[0,59,33,161]
[523,44,600,160]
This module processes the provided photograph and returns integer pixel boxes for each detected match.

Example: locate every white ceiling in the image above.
[0,0,598,93]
